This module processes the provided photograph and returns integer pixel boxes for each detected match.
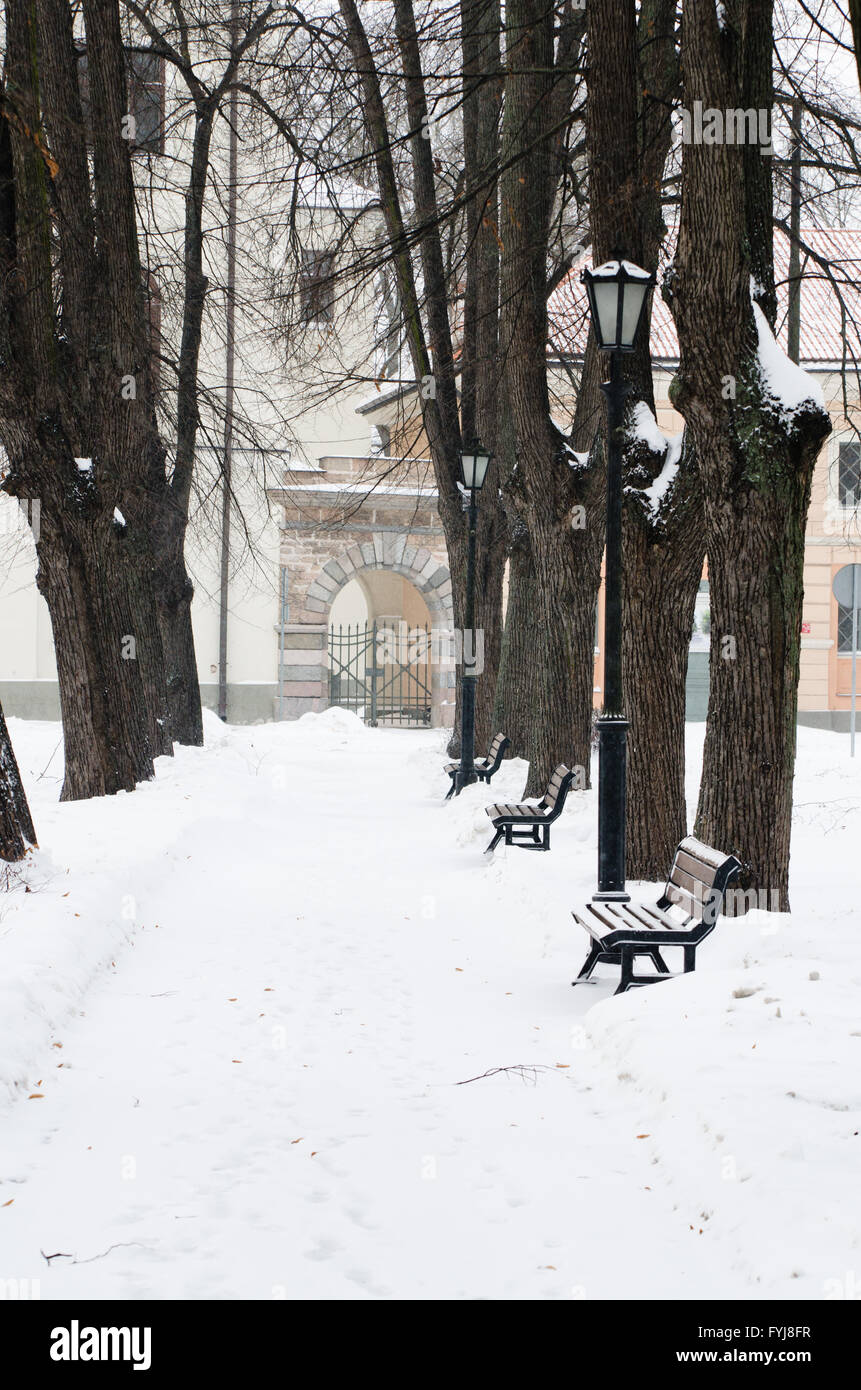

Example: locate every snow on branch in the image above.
[625,401,683,520]
[752,299,826,424]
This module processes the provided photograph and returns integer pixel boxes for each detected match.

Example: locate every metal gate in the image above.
[328,621,432,726]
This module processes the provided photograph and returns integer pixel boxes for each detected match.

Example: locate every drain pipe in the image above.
[278,565,288,718]
[218,0,239,721]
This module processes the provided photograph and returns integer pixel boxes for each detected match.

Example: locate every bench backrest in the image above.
[541,764,575,819]
[489,733,509,767]
[659,836,743,926]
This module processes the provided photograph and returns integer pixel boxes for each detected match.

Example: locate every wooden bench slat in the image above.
[678,835,733,871]
[622,902,673,932]
[669,863,712,905]
[672,847,719,888]
[586,902,629,932]
[665,881,700,917]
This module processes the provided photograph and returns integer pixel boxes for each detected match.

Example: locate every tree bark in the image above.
[34,481,164,799]
[667,0,832,908]
[0,702,36,862]
[623,440,704,880]
[493,518,540,760]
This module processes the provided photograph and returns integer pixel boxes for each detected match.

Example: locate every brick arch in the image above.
[279,531,455,724]
[306,533,454,626]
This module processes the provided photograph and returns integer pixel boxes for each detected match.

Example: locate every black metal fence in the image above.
[328,622,432,727]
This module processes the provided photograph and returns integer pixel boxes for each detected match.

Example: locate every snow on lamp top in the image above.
[581,259,656,352]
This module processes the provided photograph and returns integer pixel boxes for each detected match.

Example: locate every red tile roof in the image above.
[548,227,861,368]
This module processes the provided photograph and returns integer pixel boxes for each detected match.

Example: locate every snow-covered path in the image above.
[1,716,731,1301]
[1,712,859,1300]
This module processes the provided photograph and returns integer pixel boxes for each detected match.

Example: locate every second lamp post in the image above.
[455,440,492,793]
[581,258,655,901]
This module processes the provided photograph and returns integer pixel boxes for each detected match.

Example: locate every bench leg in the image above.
[484,827,505,856]
[542,823,550,851]
[445,775,457,800]
[615,946,676,994]
[573,941,604,984]
[616,947,636,994]
[683,944,697,973]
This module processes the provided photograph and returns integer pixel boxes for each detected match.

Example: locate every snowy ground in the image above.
[0,710,858,1301]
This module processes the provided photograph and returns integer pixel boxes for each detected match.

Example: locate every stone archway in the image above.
[279,531,455,725]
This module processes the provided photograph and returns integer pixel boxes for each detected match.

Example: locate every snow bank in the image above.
[296,706,370,747]
[0,849,136,1104]
[201,707,229,746]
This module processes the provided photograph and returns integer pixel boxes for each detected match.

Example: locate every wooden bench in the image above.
[484,764,576,855]
[572,836,742,994]
[444,733,510,799]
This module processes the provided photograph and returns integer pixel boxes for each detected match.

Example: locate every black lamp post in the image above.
[581,258,655,901]
[455,439,493,794]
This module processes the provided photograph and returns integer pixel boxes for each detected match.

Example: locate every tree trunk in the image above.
[494,520,540,760]
[667,0,832,908]
[0,703,36,861]
[623,441,704,881]
[34,491,163,801]
[525,503,602,795]
[443,505,505,759]
[152,506,203,746]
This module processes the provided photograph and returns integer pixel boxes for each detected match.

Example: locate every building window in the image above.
[126,50,165,154]
[375,269,405,379]
[837,600,859,653]
[300,250,335,324]
[838,440,861,509]
[76,47,165,156]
